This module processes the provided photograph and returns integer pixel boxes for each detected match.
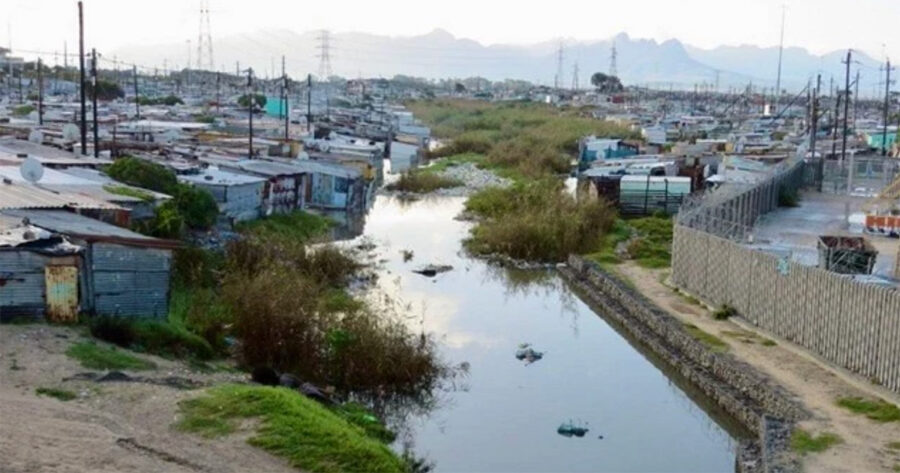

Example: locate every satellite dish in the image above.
[28,129,44,143]
[20,157,44,184]
[62,124,80,142]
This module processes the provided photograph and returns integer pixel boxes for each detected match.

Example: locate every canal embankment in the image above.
[561,255,808,473]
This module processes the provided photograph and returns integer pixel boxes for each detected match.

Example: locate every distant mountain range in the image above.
[113,29,886,95]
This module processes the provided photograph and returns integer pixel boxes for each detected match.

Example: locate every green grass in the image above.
[584,219,632,265]
[761,339,778,347]
[235,210,333,242]
[12,104,35,116]
[35,387,77,401]
[177,385,407,473]
[625,216,673,268]
[89,315,216,361]
[386,170,462,193]
[65,341,156,370]
[683,323,729,352]
[887,441,900,451]
[420,152,485,174]
[790,429,842,454]
[712,305,737,320]
[836,397,900,422]
[103,184,156,202]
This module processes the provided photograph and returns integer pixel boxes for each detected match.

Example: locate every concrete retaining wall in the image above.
[563,255,807,473]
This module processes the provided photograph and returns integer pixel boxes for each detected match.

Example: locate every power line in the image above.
[317,30,333,79]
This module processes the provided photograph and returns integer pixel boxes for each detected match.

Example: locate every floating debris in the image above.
[401,249,414,262]
[557,421,590,438]
[515,343,544,365]
[412,264,453,277]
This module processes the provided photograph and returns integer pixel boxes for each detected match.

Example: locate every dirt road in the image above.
[616,262,900,473]
[0,325,294,473]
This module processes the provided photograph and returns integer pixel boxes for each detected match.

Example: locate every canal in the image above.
[349,194,746,472]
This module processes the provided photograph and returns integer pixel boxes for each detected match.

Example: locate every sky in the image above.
[2,0,897,62]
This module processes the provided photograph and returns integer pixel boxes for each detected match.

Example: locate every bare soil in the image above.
[0,324,295,473]
[616,262,900,473]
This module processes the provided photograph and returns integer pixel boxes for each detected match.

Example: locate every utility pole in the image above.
[215,71,220,114]
[811,74,822,191]
[840,50,851,165]
[306,73,312,133]
[882,58,894,156]
[554,41,564,90]
[37,58,44,125]
[282,55,289,142]
[78,1,87,155]
[133,65,140,120]
[571,62,579,91]
[853,69,860,126]
[91,48,98,158]
[247,67,254,159]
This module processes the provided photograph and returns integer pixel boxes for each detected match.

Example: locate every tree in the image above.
[85,79,125,101]
[454,82,467,93]
[238,93,267,109]
[590,72,624,94]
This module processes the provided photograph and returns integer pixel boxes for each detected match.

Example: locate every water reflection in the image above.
[343,194,739,472]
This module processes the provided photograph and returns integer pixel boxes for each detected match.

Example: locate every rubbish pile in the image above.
[412,264,453,277]
[557,420,590,438]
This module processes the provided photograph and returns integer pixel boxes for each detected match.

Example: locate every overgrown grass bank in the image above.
[177,385,407,473]
[464,180,616,262]
[235,210,334,242]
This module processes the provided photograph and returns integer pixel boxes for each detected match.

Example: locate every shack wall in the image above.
[91,242,171,318]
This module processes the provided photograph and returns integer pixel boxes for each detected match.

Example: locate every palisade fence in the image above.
[672,159,900,393]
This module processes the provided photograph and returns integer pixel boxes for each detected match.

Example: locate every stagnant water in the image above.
[349,195,746,472]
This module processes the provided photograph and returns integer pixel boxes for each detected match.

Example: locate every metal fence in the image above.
[672,158,900,393]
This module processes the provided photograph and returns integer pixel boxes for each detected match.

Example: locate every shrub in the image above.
[778,187,800,207]
[106,157,178,194]
[12,104,35,116]
[35,387,77,401]
[238,93,267,109]
[625,216,673,268]
[235,210,333,243]
[222,236,444,394]
[713,305,737,320]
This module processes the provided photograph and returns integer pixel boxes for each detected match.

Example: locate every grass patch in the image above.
[102,184,156,202]
[235,210,333,242]
[386,170,462,193]
[12,104,35,116]
[790,429,842,454]
[464,179,616,262]
[625,216,673,268]
[886,441,900,451]
[761,339,778,347]
[584,219,631,265]
[683,323,729,352]
[35,387,77,401]
[177,385,407,473]
[88,315,215,361]
[836,397,900,422]
[65,341,156,370]
[420,152,485,174]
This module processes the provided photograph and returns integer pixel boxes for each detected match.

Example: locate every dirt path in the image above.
[0,325,295,473]
[615,262,900,473]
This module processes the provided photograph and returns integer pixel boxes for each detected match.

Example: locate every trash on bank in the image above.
[412,264,453,277]
[557,420,590,438]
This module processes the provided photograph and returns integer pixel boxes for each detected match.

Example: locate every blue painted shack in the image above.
[0,210,178,321]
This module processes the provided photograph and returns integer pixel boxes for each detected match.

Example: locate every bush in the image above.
[238,93,267,109]
[778,187,800,207]
[235,210,333,243]
[12,104,35,116]
[222,236,444,394]
[465,180,617,262]
[713,305,737,320]
[65,341,156,370]
[106,157,178,194]
[625,216,673,268]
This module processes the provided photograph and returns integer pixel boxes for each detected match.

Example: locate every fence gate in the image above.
[45,266,78,322]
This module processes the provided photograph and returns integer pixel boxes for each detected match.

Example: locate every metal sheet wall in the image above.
[91,243,171,318]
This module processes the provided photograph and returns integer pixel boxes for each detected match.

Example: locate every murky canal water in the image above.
[350,195,743,472]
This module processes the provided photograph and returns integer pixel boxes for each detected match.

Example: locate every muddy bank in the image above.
[560,255,808,473]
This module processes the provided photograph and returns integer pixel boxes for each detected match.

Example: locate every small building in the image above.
[213,159,306,215]
[292,159,367,214]
[389,141,420,174]
[817,236,878,275]
[178,167,266,224]
[0,210,178,321]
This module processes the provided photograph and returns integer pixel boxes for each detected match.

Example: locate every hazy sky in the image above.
[3,0,897,61]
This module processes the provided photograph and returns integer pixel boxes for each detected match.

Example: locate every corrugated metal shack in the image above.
[0,210,178,321]
[178,167,266,224]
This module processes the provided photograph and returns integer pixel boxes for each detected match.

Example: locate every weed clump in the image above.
[713,305,737,320]
[625,216,673,268]
[35,387,77,401]
[65,341,156,370]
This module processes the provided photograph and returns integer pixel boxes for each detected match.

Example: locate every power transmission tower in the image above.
[196,0,214,71]
[571,62,579,90]
[609,40,618,77]
[554,41,564,90]
[317,30,333,79]
[775,4,786,104]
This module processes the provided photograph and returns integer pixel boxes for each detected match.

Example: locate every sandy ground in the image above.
[615,262,900,473]
[0,324,295,473]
